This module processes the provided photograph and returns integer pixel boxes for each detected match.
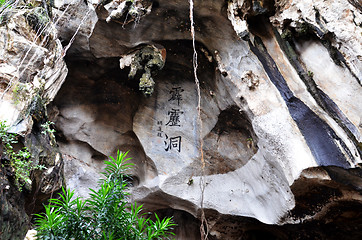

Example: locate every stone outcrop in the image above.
[271,0,362,83]
[50,0,361,239]
[0,2,66,239]
[0,0,361,239]
[0,165,30,240]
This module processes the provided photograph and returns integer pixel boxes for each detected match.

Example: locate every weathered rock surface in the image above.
[271,0,362,83]
[0,8,67,134]
[49,0,362,239]
[0,3,66,239]
[0,166,30,240]
[0,0,361,239]
[53,0,98,58]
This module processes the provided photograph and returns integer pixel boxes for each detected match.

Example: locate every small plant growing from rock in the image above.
[307,70,314,78]
[187,177,194,186]
[41,121,55,135]
[246,137,253,149]
[0,120,42,190]
[0,0,8,8]
[35,150,176,239]
[12,82,30,105]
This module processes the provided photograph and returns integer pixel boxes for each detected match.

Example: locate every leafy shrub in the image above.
[0,120,41,190]
[0,0,10,8]
[35,150,176,239]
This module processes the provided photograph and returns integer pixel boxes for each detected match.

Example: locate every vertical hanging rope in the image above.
[189,0,208,239]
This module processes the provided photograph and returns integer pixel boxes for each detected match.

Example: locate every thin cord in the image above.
[189,0,208,239]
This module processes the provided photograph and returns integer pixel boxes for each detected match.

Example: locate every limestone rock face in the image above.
[1,0,361,239]
[0,4,66,239]
[0,166,30,240]
[271,0,362,83]
[0,8,67,134]
[53,0,98,58]
[49,0,362,239]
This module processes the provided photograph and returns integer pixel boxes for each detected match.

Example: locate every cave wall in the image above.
[49,0,362,239]
[0,0,361,239]
[0,4,67,239]
[51,0,362,239]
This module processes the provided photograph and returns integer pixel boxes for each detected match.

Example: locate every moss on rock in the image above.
[24,7,50,36]
[127,45,166,96]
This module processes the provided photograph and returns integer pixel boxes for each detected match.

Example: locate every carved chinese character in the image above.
[168,87,184,106]
[166,108,184,127]
[164,134,182,152]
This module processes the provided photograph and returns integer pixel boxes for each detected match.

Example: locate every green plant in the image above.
[0,0,11,9]
[35,150,176,239]
[12,82,30,105]
[187,177,193,186]
[307,70,314,78]
[0,120,41,190]
[1,0,20,24]
[41,121,55,135]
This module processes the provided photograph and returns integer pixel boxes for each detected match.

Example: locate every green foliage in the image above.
[0,0,25,24]
[0,0,52,32]
[0,0,7,7]
[307,70,314,78]
[35,150,176,240]
[0,120,41,190]
[139,72,155,96]
[281,29,292,40]
[0,0,12,9]
[12,82,30,105]
[187,178,193,186]
[41,121,55,135]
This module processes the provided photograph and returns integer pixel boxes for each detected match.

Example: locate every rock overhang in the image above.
[41,0,362,238]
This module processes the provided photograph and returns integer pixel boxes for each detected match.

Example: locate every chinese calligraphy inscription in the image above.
[156,86,185,153]
[166,108,184,127]
[168,87,184,106]
[157,121,163,137]
[164,134,181,152]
